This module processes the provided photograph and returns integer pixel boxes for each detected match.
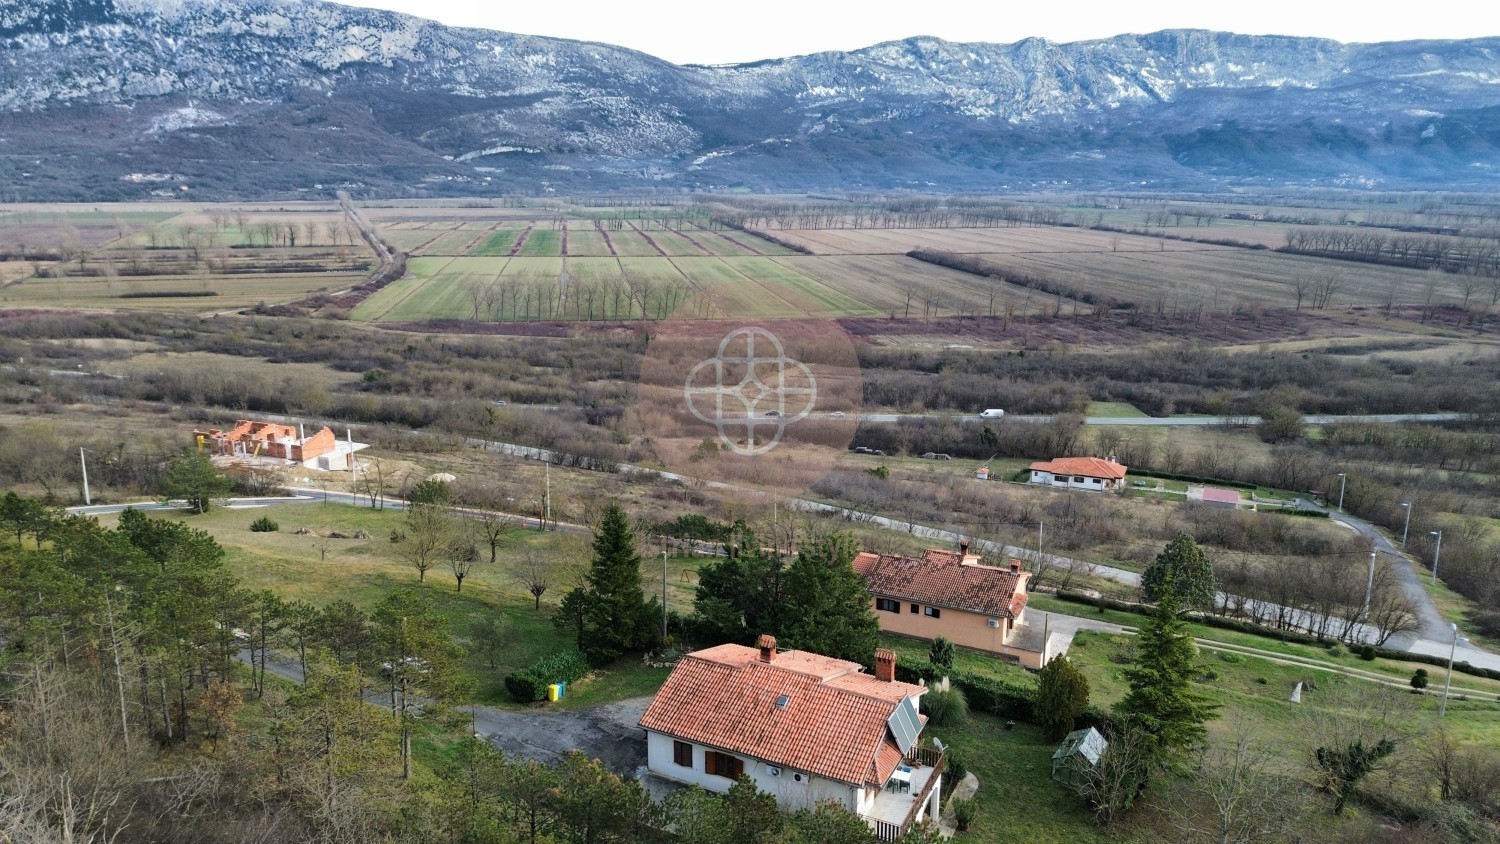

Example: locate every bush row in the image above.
[1050,590,1500,682]
[504,649,591,703]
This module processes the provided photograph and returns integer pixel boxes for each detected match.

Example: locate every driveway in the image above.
[475,696,651,776]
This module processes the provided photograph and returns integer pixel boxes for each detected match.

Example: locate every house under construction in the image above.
[192,420,366,470]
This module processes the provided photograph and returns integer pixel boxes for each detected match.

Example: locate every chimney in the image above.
[874,648,896,682]
[757,633,777,663]
[1010,560,1021,574]
[959,539,969,557]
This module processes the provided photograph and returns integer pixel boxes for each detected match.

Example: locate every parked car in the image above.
[979,408,1005,418]
[853,446,874,454]
[829,410,846,418]
[380,657,429,677]
[764,409,781,417]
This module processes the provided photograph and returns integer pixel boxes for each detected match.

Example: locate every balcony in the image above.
[865,746,945,841]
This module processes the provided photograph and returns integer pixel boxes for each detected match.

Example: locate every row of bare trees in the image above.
[1282,226,1500,277]
[462,275,694,322]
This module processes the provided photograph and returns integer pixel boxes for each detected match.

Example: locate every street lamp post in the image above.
[661,550,669,641]
[1439,623,1466,717]
[1336,473,1347,513]
[1361,549,1376,626]
[1430,530,1443,583]
[1400,502,1412,549]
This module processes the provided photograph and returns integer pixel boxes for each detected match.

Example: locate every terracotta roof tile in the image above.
[859,551,1027,618]
[1029,456,1128,480]
[639,645,924,787]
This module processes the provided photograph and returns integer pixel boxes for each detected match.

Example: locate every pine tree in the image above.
[1116,589,1218,756]
[158,448,234,514]
[778,533,879,664]
[1142,532,1217,609]
[578,501,657,665]
[1036,654,1091,741]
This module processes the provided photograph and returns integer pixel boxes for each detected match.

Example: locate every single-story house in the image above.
[639,635,944,841]
[853,544,1056,668]
[193,419,366,470]
[1028,457,1128,492]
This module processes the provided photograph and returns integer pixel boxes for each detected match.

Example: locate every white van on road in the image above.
[979,408,1005,419]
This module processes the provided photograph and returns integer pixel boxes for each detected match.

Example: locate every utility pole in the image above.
[1336,473,1346,513]
[544,461,552,530]
[1361,549,1376,625]
[79,447,91,505]
[662,550,669,642]
[1400,502,1412,548]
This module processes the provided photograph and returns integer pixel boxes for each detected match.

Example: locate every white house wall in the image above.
[645,730,859,811]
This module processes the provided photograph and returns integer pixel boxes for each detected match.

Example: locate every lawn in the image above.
[114,503,669,709]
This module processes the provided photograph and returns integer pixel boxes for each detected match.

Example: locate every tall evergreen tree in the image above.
[778,533,879,664]
[692,525,786,645]
[1142,532,1217,609]
[576,501,657,665]
[1036,654,1091,741]
[1116,588,1218,756]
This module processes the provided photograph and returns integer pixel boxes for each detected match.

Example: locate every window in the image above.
[673,740,692,768]
[876,598,901,613]
[924,606,942,619]
[706,751,743,780]
[1073,475,1086,483]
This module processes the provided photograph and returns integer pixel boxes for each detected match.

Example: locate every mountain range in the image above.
[1,0,1498,200]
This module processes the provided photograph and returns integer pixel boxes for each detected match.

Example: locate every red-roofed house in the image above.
[1028,456,1128,492]
[1188,486,1243,509]
[639,636,944,841]
[854,545,1049,668]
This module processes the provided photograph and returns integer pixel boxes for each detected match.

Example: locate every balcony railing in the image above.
[869,746,946,841]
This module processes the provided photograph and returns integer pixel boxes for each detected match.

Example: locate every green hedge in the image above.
[895,658,1037,722]
[504,649,591,703]
[1050,590,1500,682]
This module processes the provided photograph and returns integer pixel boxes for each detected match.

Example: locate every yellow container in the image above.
[547,683,561,702]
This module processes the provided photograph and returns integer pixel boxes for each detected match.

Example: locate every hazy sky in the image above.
[336,0,1498,65]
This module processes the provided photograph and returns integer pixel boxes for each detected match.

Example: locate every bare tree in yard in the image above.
[513,548,552,610]
[1306,682,1421,815]
[450,538,480,592]
[391,503,456,583]
[1165,714,1308,844]
[1076,725,1154,826]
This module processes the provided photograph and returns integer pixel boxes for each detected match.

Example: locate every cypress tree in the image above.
[1036,654,1091,741]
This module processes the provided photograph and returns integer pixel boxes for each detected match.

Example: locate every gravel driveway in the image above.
[474,696,652,775]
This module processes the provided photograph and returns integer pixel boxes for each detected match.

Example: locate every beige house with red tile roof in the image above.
[854,545,1050,668]
[1028,456,1128,492]
[639,635,944,840]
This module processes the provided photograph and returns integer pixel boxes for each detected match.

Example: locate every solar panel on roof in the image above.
[887,696,920,754]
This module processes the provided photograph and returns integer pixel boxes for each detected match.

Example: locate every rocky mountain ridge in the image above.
[1,0,1497,198]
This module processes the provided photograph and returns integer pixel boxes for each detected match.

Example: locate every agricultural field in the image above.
[0,202,373,310]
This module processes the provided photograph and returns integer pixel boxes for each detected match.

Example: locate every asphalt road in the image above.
[857,412,1468,426]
